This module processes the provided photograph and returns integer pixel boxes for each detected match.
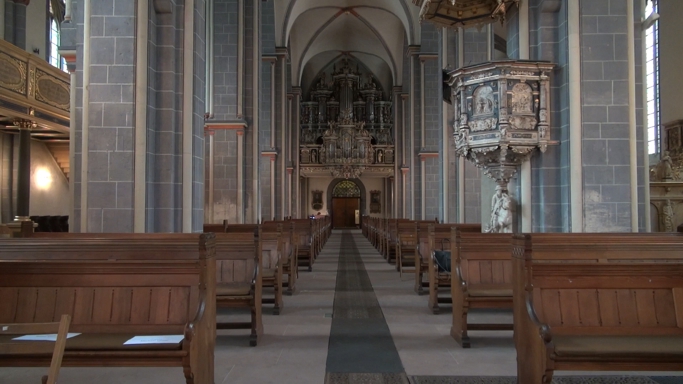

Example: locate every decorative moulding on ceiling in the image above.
[414,0,520,30]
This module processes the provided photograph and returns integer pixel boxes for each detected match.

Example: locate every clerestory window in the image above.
[48,0,67,72]
[645,0,660,154]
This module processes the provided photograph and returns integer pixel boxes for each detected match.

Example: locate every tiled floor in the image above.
[1,230,682,384]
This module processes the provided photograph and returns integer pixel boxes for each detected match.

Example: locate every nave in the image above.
[1,230,680,384]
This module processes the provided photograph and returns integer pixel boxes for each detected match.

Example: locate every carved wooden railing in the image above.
[0,39,70,134]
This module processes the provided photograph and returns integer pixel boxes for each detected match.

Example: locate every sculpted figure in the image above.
[486,186,513,233]
[661,151,674,180]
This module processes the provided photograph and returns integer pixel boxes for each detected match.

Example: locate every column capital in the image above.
[407,45,421,56]
[13,119,35,130]
[262,55,278,65]
[419,53,439,62]
[261,150,278,160]
[205,120,248,130]
[418,151,439,161]
[400,93,409,100]
[59,49,78,73]
[275,47,289,59]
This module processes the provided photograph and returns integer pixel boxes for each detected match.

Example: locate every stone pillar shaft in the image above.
[15,122,31,219]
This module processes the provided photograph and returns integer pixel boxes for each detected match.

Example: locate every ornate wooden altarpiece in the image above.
[650,119,683,231]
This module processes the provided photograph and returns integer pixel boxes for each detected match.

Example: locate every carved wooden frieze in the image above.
[35,68,70,112]
[0,51,27,96]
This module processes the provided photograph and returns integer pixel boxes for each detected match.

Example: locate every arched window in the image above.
[332,180,360,197]
[49,0,67,72]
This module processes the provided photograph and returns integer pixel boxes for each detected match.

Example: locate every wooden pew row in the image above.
[262,221,299,295]
[0,233,216,384]
[27,231,264,346]
[415,222,481,296]
[451,231,514,348]
[394,219,437,276]
[290,219,317,272]
[221,224,283,315]
[212,230,263,345]
[512,233,683,383]
[423,223,481,313]
[385,219,410,264]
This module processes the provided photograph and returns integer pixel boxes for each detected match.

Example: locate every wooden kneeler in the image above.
[0,314,71,384]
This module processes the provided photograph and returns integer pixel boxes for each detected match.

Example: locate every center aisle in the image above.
[324,230,408,383]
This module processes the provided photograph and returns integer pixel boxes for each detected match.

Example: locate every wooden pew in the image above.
[0,314,71,384]
[413,220,467,294]
[385,219,410,264]
[451,231,514,348]
[203,222,226,233]
[224,223,286,314]
[0,233,216,384]
[395,221,417,276]
[512,233,683,383]
[264,221,299,295]
[27,231,262,348]
[261,223,284,314]
[291,219,315,272]
[213,229,263,346]
[425,223,481,313]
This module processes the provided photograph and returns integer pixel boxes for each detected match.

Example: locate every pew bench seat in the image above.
[550,335,683,359]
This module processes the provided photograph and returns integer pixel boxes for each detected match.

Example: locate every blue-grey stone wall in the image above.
[244,0,256,223]
[528,0,569,232]
[208,0,240,224]
[259,0,275,221]
[213,0,238,121]
[193,0,207,231]
[462,27,487,223]
[445,28,458,222]
[83,0,136,232]
[146,1,182,232]
[580,0,644,231]
[3,2,26,49]
[421,23,443,220]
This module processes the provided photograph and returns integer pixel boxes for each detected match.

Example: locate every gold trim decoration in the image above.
[28,67,35,98]
[0,51,27,95]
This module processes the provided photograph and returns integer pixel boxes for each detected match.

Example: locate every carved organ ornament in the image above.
[447,60,555,232]
[300,58,394,178]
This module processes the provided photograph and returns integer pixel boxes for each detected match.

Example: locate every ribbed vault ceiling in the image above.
[276,0,422,90]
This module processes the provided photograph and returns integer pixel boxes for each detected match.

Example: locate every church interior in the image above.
[1,0,683,383]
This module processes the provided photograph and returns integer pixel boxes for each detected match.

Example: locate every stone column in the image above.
[14,119,32,220]
[407,45,420,219]
[4,0,27,49]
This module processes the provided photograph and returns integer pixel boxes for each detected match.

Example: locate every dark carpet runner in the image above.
[325,230,408,384]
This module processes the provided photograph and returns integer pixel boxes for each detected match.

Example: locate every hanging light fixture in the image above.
[413,0,520,30]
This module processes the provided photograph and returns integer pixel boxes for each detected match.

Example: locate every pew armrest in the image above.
[454,262,467,292]
[184,291,207,344]
[525,290,552,343]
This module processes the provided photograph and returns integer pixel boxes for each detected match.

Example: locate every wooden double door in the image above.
[332,197,360,228]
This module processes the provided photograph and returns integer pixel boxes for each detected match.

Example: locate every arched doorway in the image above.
[331,180,361,228]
